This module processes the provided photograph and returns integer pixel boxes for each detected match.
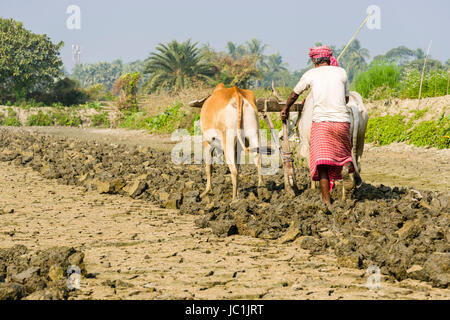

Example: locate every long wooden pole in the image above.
[447,70,449,96]
[337,14,371,62]
[418,40,432,109]
[434,66,437,97]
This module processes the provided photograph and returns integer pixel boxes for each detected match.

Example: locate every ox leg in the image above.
[224,135,239,200]
[200,141,213,198]
[247,132,263,187]
[341,163,355,201]
[342,180,346,201]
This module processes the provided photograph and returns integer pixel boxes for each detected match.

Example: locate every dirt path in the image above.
[0,155,448,299]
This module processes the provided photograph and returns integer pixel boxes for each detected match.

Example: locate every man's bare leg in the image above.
[317,165,331,207]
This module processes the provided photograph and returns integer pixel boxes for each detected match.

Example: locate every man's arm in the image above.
[280,91,299,122]
[280,73,310,121]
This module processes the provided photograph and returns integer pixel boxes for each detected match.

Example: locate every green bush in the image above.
[407,116,450,149]
[119,111,151,130]
[79,101,102,111]
[365,115,411,145]
[26,110,54,126]
[52,110,82,127]
[366,114,450,149]
[146,103,187,133]
[83,84,107,101]
[190,113,201,135]
[400,68,449,99]
[352,61,401,99]
[2,107,21,126]
[51,78,88,106]
[4,117,21,126]
[91,112,110,127]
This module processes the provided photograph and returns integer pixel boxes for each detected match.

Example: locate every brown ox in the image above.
[200,84,263,200]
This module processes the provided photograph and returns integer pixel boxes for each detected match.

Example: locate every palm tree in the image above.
[226,41,247,60]
[338,39,370,82]
[265,53,288,73]
[245,38,268,66]
[144,40,214,93]
[263,53,289,87]
[414,48,425,60]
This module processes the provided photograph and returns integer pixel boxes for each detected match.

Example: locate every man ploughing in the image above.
[280,45,361,207]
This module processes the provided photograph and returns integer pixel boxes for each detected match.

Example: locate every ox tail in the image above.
[349,105,360,175]
[234,87,249,153]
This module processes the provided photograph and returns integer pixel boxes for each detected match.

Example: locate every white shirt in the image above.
[293,66,350,123]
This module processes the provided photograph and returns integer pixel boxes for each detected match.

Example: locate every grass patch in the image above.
[26,110,54,126]
[1,107,21,126]
[366,113,450,149]
[119,111,149,130]
[52,110,82,127]
[145,103,191,133]
[366,115,411,146]
[352,61,401,100]
[91,112,110,127]
[407,116,450,149]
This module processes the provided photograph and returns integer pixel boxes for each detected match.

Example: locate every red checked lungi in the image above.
[309,122,354,182]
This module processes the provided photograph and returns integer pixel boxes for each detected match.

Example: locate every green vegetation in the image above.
[408,115,450,149]
[1,17,448,151]
[365,115,410,145]
[71,59,147,90]
[1,107,21,126]
[352,44,449,101]
[144,40,214,93]
[52,110,82,127]
[0,18,63,103]
[352,62,401,100]
[400,68,449,99]
[119,111,151,130]
[112,72,141,111]
[365,114,450,149]
[91,112,110,127]
[26,110,54,126]
[146,103,188,133]
[119,102,198,135]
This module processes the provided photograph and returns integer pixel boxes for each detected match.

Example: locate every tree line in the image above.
[71,38,450,96]
[1,17,449,106]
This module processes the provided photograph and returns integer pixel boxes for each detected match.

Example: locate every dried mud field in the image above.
[0,127,448,300]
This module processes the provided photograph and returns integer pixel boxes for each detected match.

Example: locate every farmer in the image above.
[280,45,359,207]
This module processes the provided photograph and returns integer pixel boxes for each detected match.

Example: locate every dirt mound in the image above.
[0,245,86,300]
[0,128,448,288]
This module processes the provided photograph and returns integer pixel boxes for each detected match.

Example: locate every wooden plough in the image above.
[188,88,302,196]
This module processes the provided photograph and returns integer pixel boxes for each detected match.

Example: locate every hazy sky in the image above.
[1,0,449,72]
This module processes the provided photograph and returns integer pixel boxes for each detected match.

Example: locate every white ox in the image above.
[287,91,368,196]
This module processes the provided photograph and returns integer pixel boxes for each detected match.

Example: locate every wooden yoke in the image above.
[189,97,302,112]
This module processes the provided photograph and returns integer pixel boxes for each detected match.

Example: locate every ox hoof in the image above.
[342,165,355,192]
[354,172,363,187]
